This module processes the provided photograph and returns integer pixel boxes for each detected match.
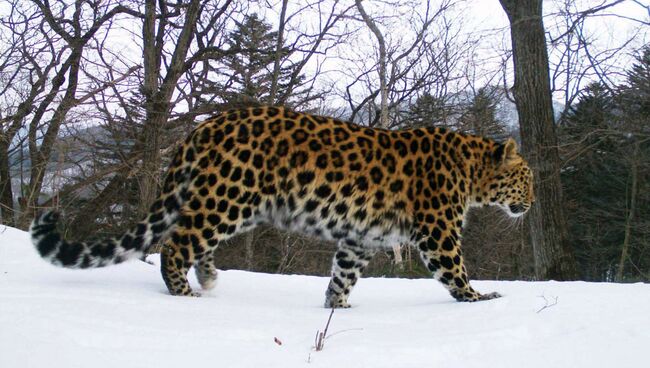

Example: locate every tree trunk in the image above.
[137,110,165,218]
[48,0,204,234]
[137,0,163,218]
[0,140,15,226]
[136,0,201,218]
[0,93,43,227]
[499,0,578,280]
[616,141,639,282]
[268,0,288,105]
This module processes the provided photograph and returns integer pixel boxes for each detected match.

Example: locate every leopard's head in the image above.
[477,138,535,218]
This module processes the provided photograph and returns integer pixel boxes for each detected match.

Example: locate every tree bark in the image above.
[138,0,163,218]
[499,0,578,280]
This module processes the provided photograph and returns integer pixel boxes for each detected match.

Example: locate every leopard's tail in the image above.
[29,147,193,269]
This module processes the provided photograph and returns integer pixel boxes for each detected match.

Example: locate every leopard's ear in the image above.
[493,138,518,165]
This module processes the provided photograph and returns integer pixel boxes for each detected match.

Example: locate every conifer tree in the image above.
[208,14,308,108]
[403,93,453,129]
[559,48,650,281]
[619,47,650,125]
[613,47,650,281]
[458,87,507,139]
[560,83,621,280]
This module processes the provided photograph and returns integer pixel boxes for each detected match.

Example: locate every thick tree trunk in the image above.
[137,110,165,218]
[137,0,163,218]
[50,0,203,235]
[136,0,201,218]
[499,0,578,280]
[1,97,40,227]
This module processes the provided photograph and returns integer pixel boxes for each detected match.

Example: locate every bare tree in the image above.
[342,0,461,128]
[0,0,140,228]
[136,0,202,218]
[273,0,358,107]
[546,0,648,113]
[354,0,401,264]
[0,7,42,226]
[616,140,640,281]
[63,0,237,235]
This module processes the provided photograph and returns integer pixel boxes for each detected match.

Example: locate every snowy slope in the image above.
[1,226,648,368]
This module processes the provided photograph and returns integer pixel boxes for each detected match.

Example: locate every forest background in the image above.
[0,0,648,282]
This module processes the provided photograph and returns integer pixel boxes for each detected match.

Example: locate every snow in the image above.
[1,225,648,368]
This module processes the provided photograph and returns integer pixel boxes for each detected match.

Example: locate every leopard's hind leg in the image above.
[324,242,376,308]
[161,205,258,296]
[160,222,202,297]
[160,215,222,297]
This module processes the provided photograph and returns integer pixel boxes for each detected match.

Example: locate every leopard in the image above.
[30,105,534,307]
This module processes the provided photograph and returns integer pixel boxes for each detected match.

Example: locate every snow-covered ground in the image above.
[1,225,648,368]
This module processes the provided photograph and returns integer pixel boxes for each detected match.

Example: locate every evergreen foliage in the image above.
[560,47,650,281]
[402,92,454,129]
[458,86,507,139]
[209,14,308,108]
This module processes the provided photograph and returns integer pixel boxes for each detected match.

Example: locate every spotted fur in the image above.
[30,106,534,305]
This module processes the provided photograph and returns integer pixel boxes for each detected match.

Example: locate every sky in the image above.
[253,0,649,110]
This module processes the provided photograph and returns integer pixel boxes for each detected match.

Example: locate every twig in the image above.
[314,308,335,351]
[536,294,559,313]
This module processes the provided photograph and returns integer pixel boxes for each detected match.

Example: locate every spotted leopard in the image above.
[30,106,534,307]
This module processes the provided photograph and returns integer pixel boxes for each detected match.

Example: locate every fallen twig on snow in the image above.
[325,327,364,339]
[537,294,559,313]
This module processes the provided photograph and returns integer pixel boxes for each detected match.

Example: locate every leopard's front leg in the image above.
[416,227,501,302]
